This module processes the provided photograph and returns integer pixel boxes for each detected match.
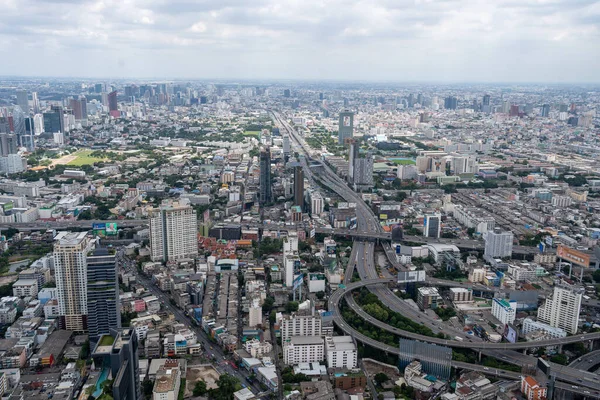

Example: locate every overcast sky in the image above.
[0,0,599,82]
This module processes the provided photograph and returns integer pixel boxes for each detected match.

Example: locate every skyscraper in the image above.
[149,201,199,262]
[338,111,354,145]
[54,231,92,332]
[15,90,28,113]
[31,92,39,113]
[482,94,491,106]
[541,104,550,117]
[259,147,272,205]
[293,164,304,208]
[484,228,513,259]
[537,284,582,334]
[0,133,18,156]
[108,90,119,118]
[92,328,141,400]
[444,96,458,110]
[23,117,36,151]
[348,141,373,190]
[87,247,121,345]
[43,105,65,133]
[95,83,104,93]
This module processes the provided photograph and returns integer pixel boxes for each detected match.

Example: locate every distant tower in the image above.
[483,94,490,106]
[15,90,28,113]
[541,104,550,117]
[293,164,304,208]
[259,147,272,205]
[108,91,119,117]
[338,111,354,145]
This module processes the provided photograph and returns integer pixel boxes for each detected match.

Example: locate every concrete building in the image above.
[54,231,92,332]
[348,141,373,190]
[521,376,547,400]
[491,298,517,325]
[423,213,441,238]
[449,288,473,303]
[259,147,272,205]
[325,336,357,369]
[338,111,353,144]
[484,228,513,259]
[248,299,262,328]
[279,313,322,343]
[537,285,582,334]
[12,279,38,298]
[149,201,198,262]
[417,287,440,310]
[153,360,181,400]
[521,318,567,339]
[283,336,324,365]
[293,164,304,208]
[87,247,121,346]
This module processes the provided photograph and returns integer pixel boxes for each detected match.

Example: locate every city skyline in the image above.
[0,0,599,83]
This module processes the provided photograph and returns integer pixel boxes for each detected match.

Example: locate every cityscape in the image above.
[0,2,599,400]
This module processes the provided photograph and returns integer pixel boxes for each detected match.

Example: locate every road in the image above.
[116,250,265,395]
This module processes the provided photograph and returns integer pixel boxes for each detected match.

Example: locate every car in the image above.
[483,367,489,371]
[577,379,583,383]
[572,386,579,389]
[501,356,507,360]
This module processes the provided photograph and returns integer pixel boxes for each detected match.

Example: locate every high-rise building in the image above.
[0,133,18,156]
[444,96,458,110]
[31,92,39,113]
[348,141,373,189]
[11,106,25,137]
[482,94,490,106]
[537,284,582,334]
[325,336,357,369]
[541,104,550,117]
[338,111,354,145]
[15,90,28,112]
[484,228,513,259]
[283,336,324,365]
[491,298,517,325]
[282,135,290,159]
[22,117,35,151]
[54,231,92,332]
[259,147,272,205]
[509,104,520,117]
[153,360,181,400]
[95,83,104,93]
[293,164,304,208]
[108,91,119,118]
[149,201,198,262]
[92,328,141,400]
[423,213,441,238]
[33,114,44,135]
[279,313,322,343]
[43,105,64,133]
[87,247,121,345]
[283,89,291,97]
[399,339,452,380]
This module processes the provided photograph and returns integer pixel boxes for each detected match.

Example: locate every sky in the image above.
[0,0,599,82]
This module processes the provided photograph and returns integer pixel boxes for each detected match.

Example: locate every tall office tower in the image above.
[484,228,514,259]
[282,135,290,160]
[95,83,104,93]
[108,91,119,117]
[259,147,272,205]
[15,90,28,112]
[0,133,18,156]
[87,247,121,345]
[33,114,44,135]
[101,92,109,107]
[43,105,65,133]
[31,92,39,113]
[338,110,354,145]
[541,104,550,117]
[482,94,490,106]
[92,328,141,400]
[149,201,198,262]
[0,117,8,133]
[54,231,92,332]
[537,284,582,334]
[423,213,441,238]
[70,98,83,120]
[444,96,458,110]
[283,89,291,97]
[11,106,25,137]
[407,93,415,108]
[23,117,36,151]
[509,104,520,117]
[399,339,452,380]
[293,165,304,208]
[417,93,423,105]
[348,141,373,189]
[452,156,475,175]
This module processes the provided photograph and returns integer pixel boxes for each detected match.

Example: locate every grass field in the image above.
[243,130,261,137]
[391,159,416,165]
[66,150,106,166]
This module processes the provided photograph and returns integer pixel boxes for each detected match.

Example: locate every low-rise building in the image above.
[283,336,324,365]
[325,336,357,369]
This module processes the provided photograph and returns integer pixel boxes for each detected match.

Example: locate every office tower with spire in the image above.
[87,247,121,345]
[259,147,272,205]
[54,231,92,332]
[149,201,199,262]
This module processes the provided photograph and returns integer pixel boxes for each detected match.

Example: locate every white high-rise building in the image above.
[283,336,324,365]
[149,201,198,262]
[54,232,92,332]
[424,213,441,238]
[537,285,582,334]
[310,192,324,215]
[491,298,517,325]
[484,228,514,259]
[279,313,322,343]
[325,336,357,369]
[33,114,44,135]
[248,299,262,328]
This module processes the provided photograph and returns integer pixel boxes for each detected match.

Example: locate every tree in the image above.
[374,372,389,385]
[78,209,93,220]
[193,381,207,397]
[263,297,275,312]
[285,301,299,313]
[593,269,600,283]
[316,291,325,300]
[209,374,241,400]
[142,379,154,399]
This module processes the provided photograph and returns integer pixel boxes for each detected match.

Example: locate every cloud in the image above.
[0,0,598,82]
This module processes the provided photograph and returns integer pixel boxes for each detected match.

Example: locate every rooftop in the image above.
[289,336,324,346]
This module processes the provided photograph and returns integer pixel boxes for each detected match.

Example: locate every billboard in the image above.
[92,222,106,237]
[293,274,304,290]
[397,270,426,283]
[557,245,590,268]
[106,222,118,236]
[503,324,518,343]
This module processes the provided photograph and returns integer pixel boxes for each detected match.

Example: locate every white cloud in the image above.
[0,0,597,82]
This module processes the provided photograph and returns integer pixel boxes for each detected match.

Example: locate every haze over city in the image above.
[1,0,600,82]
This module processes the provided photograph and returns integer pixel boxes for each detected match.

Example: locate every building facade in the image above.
[484,228,514,259]
[537,285,582,334]
[149,201,199,262]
